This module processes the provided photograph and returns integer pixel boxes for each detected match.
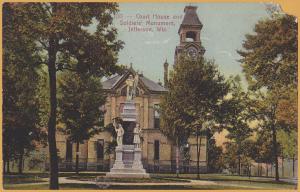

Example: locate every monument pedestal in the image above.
[111,146,124,169]
[106,98,149,178]
[106,145,149,178]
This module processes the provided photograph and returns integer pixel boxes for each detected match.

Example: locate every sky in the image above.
[110,3,270,86]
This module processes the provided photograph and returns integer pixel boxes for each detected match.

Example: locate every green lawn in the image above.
[3,173,48,184]
[4,183,100,190]
[5,183,295,190]
[3,172,297,190]
[152,173,293,183]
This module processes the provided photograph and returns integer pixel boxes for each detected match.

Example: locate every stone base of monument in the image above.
[106,145,150,178]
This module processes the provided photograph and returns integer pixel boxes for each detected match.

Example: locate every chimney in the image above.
[163,59,169,87]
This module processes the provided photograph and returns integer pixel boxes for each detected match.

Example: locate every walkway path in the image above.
[5,176,297,189]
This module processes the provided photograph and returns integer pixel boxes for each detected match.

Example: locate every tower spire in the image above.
[174,5,205,64]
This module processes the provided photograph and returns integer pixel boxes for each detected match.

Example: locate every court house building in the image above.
[49,5,208,173]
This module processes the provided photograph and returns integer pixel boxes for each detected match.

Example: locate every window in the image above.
[66,139,72,160]
[119,103,125,114]
[154,140,160,160]
[186,31,196,42]
[95,139,104,159]
[121,86,127,96]
[154,104,160,129]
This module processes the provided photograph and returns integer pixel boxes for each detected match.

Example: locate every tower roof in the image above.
[178,6,202,33]
[182,6,202,26]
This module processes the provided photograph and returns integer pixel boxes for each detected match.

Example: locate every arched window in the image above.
[186,31,196,42]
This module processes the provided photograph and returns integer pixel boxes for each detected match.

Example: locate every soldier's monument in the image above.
[106,72,149,178]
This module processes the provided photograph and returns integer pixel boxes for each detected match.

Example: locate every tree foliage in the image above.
[59,72,106,142]
[161,56,229,142]
[3,4,46,174]
[277,129,297,160]
[238,12,297,181]
[160,56,229,177]
[207,135,224,173]
[58,72,106,174]
[222,76,253,175]
[224,76,253,142]
[238,14,297,90]
[5,2,123,188]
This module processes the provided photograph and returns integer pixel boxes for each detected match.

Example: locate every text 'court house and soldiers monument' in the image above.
[46,5,208,173]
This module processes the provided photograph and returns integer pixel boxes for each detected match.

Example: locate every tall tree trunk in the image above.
[75,141,80,175]
[248,164,251,179]
[271,163,273,176]
[292,157,295,178]
[238,155,241,175]
[48,36,59,189]
[266,164,268,177]
[206,130,209,173]
[196,126,200,179]
[176,141,179,177]
[18,148,24,174]
[281,156,284,177]
[7,159,10,174]
[271,125,279,181]
[3,159,6,174]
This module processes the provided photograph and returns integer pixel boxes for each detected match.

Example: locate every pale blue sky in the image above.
[112,3,269,85]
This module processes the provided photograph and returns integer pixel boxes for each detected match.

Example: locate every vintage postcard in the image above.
[2,1,298,190]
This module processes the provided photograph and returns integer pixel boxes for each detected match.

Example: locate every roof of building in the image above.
[102,70,168,93]
[102,74,122,89]
[181,6,202,26]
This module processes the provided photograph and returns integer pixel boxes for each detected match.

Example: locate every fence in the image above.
[228,158,298,179]
[43,158,207,173]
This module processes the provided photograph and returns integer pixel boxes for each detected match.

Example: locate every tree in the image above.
[252,129,274,177]
[249,90,285,181]
[58,72,106,174]
[207,133,224,173]
[237,14,297,90]
[160,56,229,179]
[223,142,239,174]
[276,89,297,128]
[224,139,256,176]
[223,76,253,175]
[238,13,297,182]
[3,4,45,174]
[5,3,123,188]
[277,129,297,177]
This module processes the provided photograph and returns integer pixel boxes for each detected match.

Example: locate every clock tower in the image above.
[174,6,205,63]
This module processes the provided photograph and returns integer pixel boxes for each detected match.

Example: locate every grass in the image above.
[3,172,297,190]
[3,173,48,184]
[6,183,290,190]
[215,180,297,190]
[67,175,190,183]
[2,183,259,190]
[153,173,294,183]
[4,183,100,190]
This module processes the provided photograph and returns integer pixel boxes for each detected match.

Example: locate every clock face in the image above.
[187,47,198,59]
